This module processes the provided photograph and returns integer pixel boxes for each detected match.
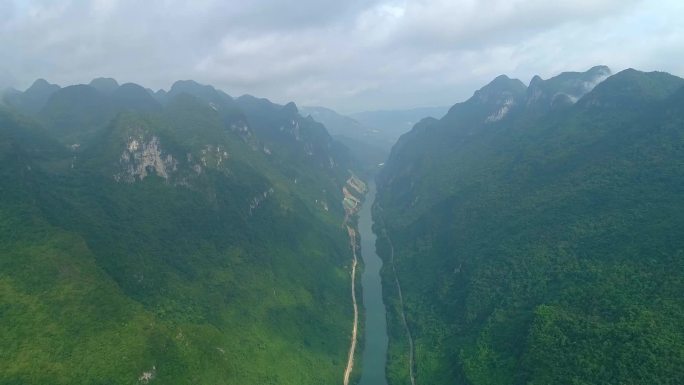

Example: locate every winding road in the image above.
[343,226,359,385]
[343,181,415,385]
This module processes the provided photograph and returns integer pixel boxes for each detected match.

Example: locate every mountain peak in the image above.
[587,65,611,76]
[526,65,613,110]
[27,78,60,93]
[478,75,527,96]
[169,80,219,94]
[170,79,203,89]
[489,74,521,87]
[168,80,233,107]
[89,77,120,94]
[282,101,298,114]
[471,75,527,107]
[169,80,213,97]
[111,83,162,112]
[580,68,684,108]
[30,78,51,88]
[4,79,61,114]
[529,75,544,88]
[440,75,527,127]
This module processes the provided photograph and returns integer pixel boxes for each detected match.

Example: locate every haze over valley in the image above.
[1,1,683,385]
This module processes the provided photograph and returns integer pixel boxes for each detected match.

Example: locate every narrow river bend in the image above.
[357,181,389,385]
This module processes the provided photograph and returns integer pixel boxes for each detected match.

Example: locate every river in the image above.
[357,181,389,385]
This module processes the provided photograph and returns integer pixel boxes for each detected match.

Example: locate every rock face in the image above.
[342,174,366,217]
[115,136,177,182]
[200,145,229,168]
[485,97,515,123]
[248,187,275,215]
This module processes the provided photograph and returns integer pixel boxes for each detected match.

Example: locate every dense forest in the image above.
[3,1,684,384]
[0,78,360,384]
[375,67,684,385]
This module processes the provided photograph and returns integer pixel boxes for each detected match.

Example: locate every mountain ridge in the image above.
[375,66,684,385]
[1,77,360,385]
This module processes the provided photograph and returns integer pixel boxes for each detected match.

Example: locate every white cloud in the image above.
[1,0,682,111]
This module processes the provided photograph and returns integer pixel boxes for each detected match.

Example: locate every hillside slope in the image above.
[375,67,684,385]
[0,79,358,385]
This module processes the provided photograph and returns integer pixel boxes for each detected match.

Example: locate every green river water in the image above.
[357,181,389,385]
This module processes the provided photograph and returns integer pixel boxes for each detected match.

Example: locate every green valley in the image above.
[4,2,684,385]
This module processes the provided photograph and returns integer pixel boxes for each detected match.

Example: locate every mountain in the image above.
[168,80,235,108]
[349,106,450,147]
[526,65,611,111]
[89,77,120,95]
[2,78,61,114]
[299,105,451,170]
[1,79,360,384]
[299,106,369,138]
[299,106,388,174]
[111,83,163,112]
[579,68,684,109]
[375,67,684,385]
[38,84,117,144]
[296,105,457,176]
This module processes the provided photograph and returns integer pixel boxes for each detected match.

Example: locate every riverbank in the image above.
[384,229,415,385]
[373,201,417,385]
[343,226,359,385]
[342,174,367,385]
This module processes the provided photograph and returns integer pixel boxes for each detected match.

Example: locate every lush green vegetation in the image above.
[0,79,358,384]
[375,68,684,384]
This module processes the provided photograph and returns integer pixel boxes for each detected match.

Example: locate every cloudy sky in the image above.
[1,0,683,112]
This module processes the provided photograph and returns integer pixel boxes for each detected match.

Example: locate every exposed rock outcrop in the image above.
[115,136,177,182]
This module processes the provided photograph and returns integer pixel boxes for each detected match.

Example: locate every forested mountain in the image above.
[299,106,369,140]
[349,106,450,148]
[2,79,61,115]
[298,106,453,176]
[375,67,684,385]
[0,79,359,384]
[299,106,388,175]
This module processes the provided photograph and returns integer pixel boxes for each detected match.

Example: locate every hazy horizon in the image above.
[2,0,683,113]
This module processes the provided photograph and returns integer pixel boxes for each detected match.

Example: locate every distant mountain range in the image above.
[348,106,450,142]
[299,105,449,174]
[376,66,684,385]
